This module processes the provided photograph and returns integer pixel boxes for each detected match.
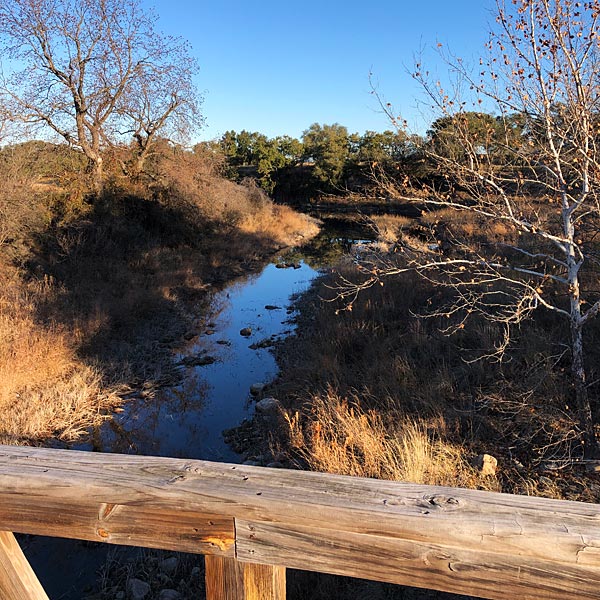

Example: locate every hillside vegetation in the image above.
[0,141,318,446]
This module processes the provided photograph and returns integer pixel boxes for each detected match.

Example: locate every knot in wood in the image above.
[420,495,461,510]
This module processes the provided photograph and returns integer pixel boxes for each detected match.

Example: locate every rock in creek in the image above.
[179,354,216,367]
[250,383,265,396]
[264,304,281,310]
[239,327,252,337]
[249,337,276,350]
[255,397,280,414]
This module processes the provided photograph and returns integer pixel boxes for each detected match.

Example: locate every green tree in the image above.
[302,123,351,190]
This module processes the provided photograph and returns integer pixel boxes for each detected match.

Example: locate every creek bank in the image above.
[86,239,327,463]
[222,217,600,506]
[16,208,320,600]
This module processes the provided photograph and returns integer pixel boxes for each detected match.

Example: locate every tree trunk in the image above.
[570,320,599,459]
[88,156,104,195]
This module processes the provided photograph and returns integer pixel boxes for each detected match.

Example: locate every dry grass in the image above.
[0,264,121,445]
[265,248,600,504]
[240,204,320,247]
[285,388,498,489]
[370,215,412,245]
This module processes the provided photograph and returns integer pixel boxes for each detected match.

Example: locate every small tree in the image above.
[0,0,200,188]
[357,0,600,458]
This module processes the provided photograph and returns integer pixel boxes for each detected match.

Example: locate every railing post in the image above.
[205,555,285,600]
[0,531,49,600]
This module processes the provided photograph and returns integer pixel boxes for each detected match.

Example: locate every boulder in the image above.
[249,383,265,396]
[255,397,280,414]
[472,454,498,477]
[158,557,179,575]
[240,327,252,337]
[127,578,150,600]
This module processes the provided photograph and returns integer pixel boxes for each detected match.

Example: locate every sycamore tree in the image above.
[349,0,600,458]
[0,0,201,187]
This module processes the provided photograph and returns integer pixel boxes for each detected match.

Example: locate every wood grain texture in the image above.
[205,556,244,599]
[0,493,234,555]
[1,445,600,600]
[243,562,285,599]
[205,556,285,600]
[236,519,600,600]
[0,531,49,600]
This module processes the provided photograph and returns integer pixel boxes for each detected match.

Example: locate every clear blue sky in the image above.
[145,0,495,141]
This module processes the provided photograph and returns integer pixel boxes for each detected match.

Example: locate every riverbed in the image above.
[20,219,374,599]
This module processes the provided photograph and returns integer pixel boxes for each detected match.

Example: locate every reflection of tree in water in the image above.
[101,373,209,457]
[284,218,376,269]
[162,372,209,414]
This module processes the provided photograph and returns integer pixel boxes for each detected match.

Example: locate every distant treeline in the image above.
[198,110,568,203]
[198,124,415,202]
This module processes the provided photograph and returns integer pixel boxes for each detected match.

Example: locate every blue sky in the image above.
[146,1,495,141]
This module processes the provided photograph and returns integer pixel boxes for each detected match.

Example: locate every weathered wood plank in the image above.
[243,562,285,599]
[235,519,600,600]
[0,531,49,600]
[1,446,599,566]
[0,493,234,556]
[205,556,285,600]
[205,556,244,599]
[2,445,600,599]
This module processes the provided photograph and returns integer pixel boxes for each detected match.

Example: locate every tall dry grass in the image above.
[151,148,319,245]
[284,388,499,490]
[240,203,320,247]
[0,264,121,445]
[267,246,600,503]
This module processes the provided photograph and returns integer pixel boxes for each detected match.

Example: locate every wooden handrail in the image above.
[1,444,600,599]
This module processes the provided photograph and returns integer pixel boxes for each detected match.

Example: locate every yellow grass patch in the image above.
[285,388,499,490]
[0,266,120,445]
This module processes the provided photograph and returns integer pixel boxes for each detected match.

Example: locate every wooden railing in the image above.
[1,445,600,600]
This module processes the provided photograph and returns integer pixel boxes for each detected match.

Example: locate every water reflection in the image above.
[95,259,319,461]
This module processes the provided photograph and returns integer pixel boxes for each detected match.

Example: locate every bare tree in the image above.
[352,0,600,458]
[0,0,201,188]
[118,49,203,179]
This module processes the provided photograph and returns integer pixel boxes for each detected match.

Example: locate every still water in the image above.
[21,221,374,599]
[96,259,317,461]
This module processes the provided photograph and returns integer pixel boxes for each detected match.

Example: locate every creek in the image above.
[19,218,375,599]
